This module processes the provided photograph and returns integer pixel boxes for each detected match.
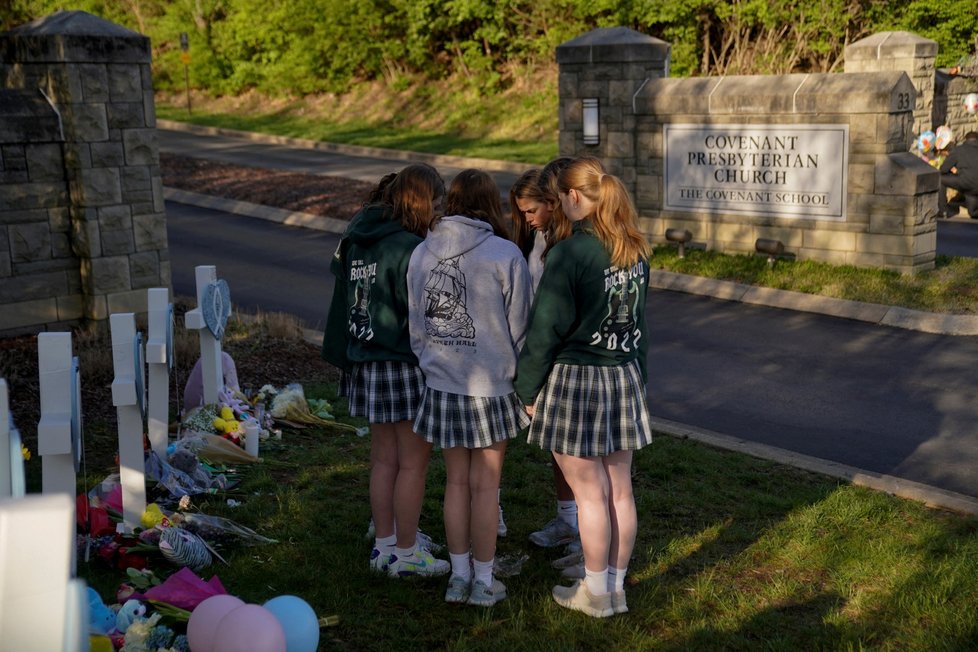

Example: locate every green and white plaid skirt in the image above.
[526,360,653,456]
[414,387,530,449]
[345,360,425,423]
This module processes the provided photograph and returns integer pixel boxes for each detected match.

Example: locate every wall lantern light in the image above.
[582,98,599,146]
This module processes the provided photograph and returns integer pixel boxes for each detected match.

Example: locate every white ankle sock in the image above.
[608,566,626,592]
[394,543,417,559]
[557,500,578,529]
[473,557,494,587]
[450,552,471,580]
[585,568,609,596]
[375,534,396,555]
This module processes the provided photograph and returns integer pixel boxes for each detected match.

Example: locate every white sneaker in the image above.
[529,518,578,548]
[387,548,450,578]
[369,547,390,573]
[467,577,507,607]
[552,580,613,618]
[552,549,584,570]
[417,530,444,555]
[560,563,585,579]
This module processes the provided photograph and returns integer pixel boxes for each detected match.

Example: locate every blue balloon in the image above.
[262,595,320,652]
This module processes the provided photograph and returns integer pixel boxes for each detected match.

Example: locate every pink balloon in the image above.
[213,604,287,652]
[187,594,245,652]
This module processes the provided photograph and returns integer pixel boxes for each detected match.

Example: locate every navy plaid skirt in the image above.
[345,360,425,423]
[527,360,653,456]
[414,388,530,449]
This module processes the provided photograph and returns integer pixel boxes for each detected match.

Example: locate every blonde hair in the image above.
[557,156,651,268]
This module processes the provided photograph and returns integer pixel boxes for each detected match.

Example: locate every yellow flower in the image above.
[20,445,30,461]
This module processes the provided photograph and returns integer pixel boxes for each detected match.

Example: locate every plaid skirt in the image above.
[527,360,653,457]
[414,388,530,449]
[344,360,425,423]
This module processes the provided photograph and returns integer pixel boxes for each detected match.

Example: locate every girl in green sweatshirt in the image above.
[516,156,653,617]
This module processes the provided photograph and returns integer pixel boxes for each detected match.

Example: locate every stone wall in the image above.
[0,89,77,332]
[945,75,978,139]
[844,31,938,136]
[0,11,168,335]
[557,27,938,273]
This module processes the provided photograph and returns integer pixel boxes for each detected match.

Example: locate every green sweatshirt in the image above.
[515,219,649,404]
[322,204,423,370]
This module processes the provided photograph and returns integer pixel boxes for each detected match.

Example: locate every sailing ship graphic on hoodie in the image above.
[423,255,475,339]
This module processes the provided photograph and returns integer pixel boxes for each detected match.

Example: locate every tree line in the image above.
[5,0,977,95]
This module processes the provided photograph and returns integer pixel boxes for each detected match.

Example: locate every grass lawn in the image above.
[76,395,978,651]
[57,315,978,651]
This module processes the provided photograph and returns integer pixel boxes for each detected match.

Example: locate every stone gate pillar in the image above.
[0,10,169,323]
[845,31,938,136]
[556,26,670,181]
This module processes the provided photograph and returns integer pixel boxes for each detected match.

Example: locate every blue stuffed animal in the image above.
[115,599,147,633]
[86,587,116,635]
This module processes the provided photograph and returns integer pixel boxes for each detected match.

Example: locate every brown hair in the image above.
[441,168,509,239]
[557,156,651,268]
[508,168,544,259]
[364,172,398,205]
[383,163,445,236]
[538,156,574,256]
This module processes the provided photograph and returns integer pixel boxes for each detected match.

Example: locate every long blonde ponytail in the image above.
[558,157,651,268]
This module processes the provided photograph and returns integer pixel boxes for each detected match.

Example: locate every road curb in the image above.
[165,188,978,337]
[158,119,532,175]
[300,321,978,517]
[164,188,349,234]
[648,270,978,336]
[651,417,978,516]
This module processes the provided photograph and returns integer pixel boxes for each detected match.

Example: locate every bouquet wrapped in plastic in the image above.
[266,383,362,434]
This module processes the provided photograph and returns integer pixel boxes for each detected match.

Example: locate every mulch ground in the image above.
[160,152,375,220]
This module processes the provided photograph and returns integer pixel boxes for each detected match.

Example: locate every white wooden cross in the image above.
[1,380,13,497]
[0,493,86,652]
[37,333,77,497]
[184,265,229,406]
[110,313,147,533]
[146,287,173,459]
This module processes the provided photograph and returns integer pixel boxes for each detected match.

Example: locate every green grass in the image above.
[10,310,970,650]
[75,384,978,650]
[156,73,559,165]
[652,246,978,314]
[157,103,554,164]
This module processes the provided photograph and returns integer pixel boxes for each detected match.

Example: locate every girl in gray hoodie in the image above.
[407,169,532,607]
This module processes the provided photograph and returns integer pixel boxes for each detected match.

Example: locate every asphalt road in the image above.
[161,126,978,506]
[166,198,978,502]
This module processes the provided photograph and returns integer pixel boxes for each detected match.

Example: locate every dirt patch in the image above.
[161,152,374,220]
